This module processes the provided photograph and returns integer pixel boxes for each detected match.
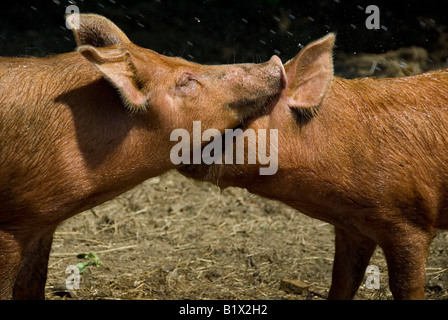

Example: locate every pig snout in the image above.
[243,55,286,95]
[268,55,287,90]
[224,55,286,119]
[229,55,285,95]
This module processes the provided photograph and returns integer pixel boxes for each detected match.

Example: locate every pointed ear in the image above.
[78,45,147,111]
[285,33,335,109]
[67,13,131,47]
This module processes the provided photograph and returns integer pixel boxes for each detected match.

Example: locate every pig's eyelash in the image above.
[177,73,200,88]
[177,74,193,86]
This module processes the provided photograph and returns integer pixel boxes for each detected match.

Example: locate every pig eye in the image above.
[176,73,200,94]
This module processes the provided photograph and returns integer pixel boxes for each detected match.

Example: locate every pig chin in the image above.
[178,161,224,185]
[177,129,233,184]
[229,91,279,128]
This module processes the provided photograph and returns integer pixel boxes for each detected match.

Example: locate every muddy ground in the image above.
[44,44,448,300]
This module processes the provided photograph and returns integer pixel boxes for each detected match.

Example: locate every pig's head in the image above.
[178,34,335,189]
[67,14,285,155]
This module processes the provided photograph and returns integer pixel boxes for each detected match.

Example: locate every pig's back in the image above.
[327,71,448,226]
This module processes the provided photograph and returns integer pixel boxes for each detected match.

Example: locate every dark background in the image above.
[0,0,446,66]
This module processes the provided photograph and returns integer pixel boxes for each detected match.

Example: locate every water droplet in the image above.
[380,25,388,31]
[241,18,248,23]
[30,5,37,11]
[350,24,357,30]
[297,43,304,49]
[187,41,193,46]
[289,14,296,20]
[194,17,200,23]
[274,49,281,56]
[259,40,266,45]
[357,5,363,10]
[137,22,145,28]
[307,17,315,22]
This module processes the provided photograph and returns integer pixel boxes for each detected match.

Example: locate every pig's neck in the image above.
[222,77,385,226]
[57,54,177,216]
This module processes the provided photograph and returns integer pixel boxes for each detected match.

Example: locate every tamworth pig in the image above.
[0,14,285,300]
[179,34,448,300]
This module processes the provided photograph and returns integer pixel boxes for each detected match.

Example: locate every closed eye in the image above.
[176,73,201,95]
[177,73,195,86]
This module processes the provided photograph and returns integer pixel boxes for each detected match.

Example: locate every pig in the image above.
[0,13,285,300]
[179,33,448,300]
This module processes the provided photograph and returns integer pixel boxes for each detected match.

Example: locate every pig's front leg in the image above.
[380,220,434,300]
[0,230,23,299]
[327,227,376,300]
[12,226,56,300]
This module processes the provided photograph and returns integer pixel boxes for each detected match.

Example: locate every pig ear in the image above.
[78,45,147,111]
[285,33,335,109]
[67,13,131,47]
